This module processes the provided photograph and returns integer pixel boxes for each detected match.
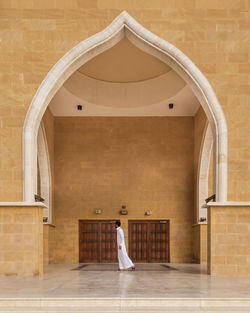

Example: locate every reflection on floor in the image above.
[1,263,250,298]
[72,263,178,271]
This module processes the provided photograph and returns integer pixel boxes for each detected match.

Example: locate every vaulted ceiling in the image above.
[78,38,171,83]
[49,38,200,116]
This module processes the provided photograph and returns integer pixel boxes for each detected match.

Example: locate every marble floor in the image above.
[1,263,250,298]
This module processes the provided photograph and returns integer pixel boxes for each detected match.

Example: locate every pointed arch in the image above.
[37,122,52,222]
[197,122,214,222]
[23,11,227,201]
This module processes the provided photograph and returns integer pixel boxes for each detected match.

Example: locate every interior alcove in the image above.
[25,12,227,268]
[39,32,213,265]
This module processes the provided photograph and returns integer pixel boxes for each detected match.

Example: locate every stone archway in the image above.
[197,122,214,222]
[37,121,52,223]
[23,11,227,202]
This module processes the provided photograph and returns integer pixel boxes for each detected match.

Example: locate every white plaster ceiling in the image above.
[49,38,200,116]
[49,83,200,117]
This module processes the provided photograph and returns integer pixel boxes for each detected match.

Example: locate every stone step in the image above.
[0,298,249,313]
[0,307,250,313]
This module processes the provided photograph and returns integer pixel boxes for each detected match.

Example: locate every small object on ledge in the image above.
[95,209,102,214]
[145,211,152,216]
[35,194,44,202]
[43,217,48,223]
[200,217,207,222]
[205,194,216,203]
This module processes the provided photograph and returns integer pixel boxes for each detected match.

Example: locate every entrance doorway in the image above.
[129,220,170,263]
[79,220,118,263]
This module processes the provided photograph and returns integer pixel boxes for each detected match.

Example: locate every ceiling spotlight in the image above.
[169,103,174,109]
[77,105,82,111]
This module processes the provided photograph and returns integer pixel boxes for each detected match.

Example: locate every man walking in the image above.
[115,221,135,271]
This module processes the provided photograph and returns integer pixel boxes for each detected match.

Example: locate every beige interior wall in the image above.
[192,224,207,264]
[53,117,194,263]
[43,224,56,264]
[192,225,200,263]
[200,224,207,264]
[43,224,49,264]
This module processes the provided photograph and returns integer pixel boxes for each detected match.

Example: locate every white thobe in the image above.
[116,227,134,270]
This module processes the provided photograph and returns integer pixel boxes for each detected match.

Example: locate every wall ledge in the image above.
[0,201,47,208]
[43,223,56,227]
[192,222,207,227]
[203,201,250,208]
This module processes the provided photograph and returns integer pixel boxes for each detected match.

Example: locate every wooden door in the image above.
[129,220,169,263]
[149,220,169,262]
[100,221,118,263]
[129,221,148,262]
[79,221,99,263]
[79,220,118,263]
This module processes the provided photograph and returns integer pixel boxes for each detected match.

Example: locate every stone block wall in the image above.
[53,117,194,263]
[0,1,250,204]
[192,223,207,264]
[192,224,200,263]
[43,223,55,264]
[0,204,43,275]
[200,224,207,264]
[208,204,250,277]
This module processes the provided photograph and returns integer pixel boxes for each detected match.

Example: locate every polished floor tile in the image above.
[0,263,250,298]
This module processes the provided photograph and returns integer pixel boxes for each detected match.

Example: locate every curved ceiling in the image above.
[64,71,186,109]
[49,79,200,117]
[78,38,171,83]
[49,37,200,116]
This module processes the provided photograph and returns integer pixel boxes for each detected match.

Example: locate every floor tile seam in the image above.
[0,308,250,313]
[1,297,250,300]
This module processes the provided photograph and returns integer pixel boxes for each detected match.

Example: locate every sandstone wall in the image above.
[0,1,250,202]
[53,117,194,263]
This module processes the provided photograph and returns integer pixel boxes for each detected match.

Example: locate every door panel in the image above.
[129,220,169,263]
[79,220,118,263]
[79,221,99,263]
[129,221,148,262]
[150,221,169,262]
[100,222,118,263]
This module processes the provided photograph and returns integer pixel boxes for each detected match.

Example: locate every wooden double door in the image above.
[79,220,170,263]
[129,220,170,263]
[79,220,118,263]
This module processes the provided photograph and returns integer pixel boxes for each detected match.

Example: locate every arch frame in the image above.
[197,122,214,222]
[37,121,52,223]
[23,11,227,202]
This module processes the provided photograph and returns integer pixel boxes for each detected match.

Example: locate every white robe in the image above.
[116,227,134,269]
